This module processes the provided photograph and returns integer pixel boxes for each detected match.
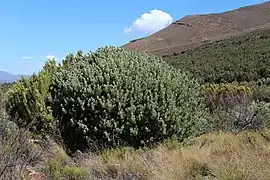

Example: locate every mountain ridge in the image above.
[0,71,29,83]
[123,1,270,56]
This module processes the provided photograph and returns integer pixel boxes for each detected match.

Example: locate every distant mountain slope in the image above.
[123,1,270,56]
[162,26,270,84]
[0,71,28,83]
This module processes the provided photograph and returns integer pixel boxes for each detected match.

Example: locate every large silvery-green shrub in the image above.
[52,46,207,151]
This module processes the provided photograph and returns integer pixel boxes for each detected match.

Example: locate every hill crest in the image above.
[0,71,29,83]
[123,1,270,56]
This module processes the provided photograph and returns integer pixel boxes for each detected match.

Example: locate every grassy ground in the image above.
[40,129,270,180]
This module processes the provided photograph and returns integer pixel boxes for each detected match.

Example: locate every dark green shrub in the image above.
[52,46,207,151]
[252,84,270,102]
[240,81,270,102]
[5,60,58,133]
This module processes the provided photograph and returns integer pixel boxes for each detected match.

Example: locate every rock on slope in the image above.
[123,1,270,56]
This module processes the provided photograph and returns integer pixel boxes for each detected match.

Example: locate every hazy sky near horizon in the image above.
[0,0,268,74]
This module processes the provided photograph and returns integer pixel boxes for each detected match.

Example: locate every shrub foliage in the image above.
[52,46,206,151]
[5,60,58,133]
[202,82,270,132]
[202,83,252,111]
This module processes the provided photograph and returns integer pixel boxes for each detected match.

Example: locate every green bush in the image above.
[0,83,12,117]
[201,83,252,111]
[208,100,270,132]
[43,151,88,180]
[0,83,12,94]
[216,81,270,103]
[240,81,270,102]
[201,82,270,132]
[4,53,87,135]
[63,166,88,180]
[5,60,58,133]
[52,46,207,151]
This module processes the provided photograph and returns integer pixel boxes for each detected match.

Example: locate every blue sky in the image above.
[0,0,268,75]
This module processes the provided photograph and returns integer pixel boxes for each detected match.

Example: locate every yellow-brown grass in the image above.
[39,130,270,179]
[71,130,270,180]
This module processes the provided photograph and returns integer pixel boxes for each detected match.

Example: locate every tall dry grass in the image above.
[65,130,270,180]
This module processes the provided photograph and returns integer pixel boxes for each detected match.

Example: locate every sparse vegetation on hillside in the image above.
[163,27,270,84]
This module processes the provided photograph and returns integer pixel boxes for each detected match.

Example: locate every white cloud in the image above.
[124,9,173,34]
[21,56,34,60]
[46,55,57,60]
[39,55,57,61]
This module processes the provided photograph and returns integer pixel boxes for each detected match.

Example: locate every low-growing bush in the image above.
[208,101,270,132]
[4,53,89,136]
[5,60,58,134]
[202,83,252,111]
[43,151,88,180]
[240,81,270,102]
[0,115,45,179]
[62,165,88,180]
[52,46,207,152]
[0,83,12,95]
[201,82,270,132]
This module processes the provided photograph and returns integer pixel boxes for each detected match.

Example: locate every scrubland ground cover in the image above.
[0,29,270,180]
[2,127,268,180]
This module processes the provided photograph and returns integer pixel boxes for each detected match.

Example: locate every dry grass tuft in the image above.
[65,130,270,180]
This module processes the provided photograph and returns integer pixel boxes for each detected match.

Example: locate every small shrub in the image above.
[42,151,70,180]
[52,46,207,152]
[0,83,12,95]
[5,60,58,134]
[43,151,88,180]
[62,166,88,180]
[201,82,270,132]
[0,115,44,179]
[201,83,252,111]
[245,81,270,102]
[44,158,62,180]
[208,101,270,132]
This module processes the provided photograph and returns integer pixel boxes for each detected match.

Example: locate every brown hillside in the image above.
[123,1,270,56]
